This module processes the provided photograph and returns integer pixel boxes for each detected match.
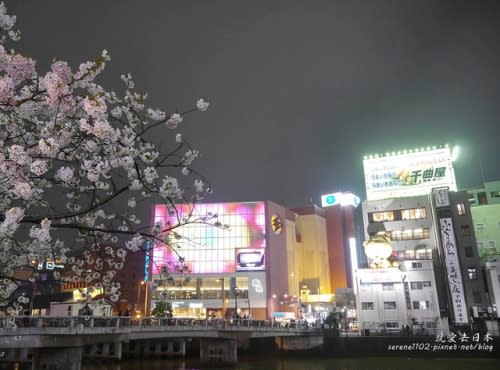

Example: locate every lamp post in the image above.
[234,287,240,318]
[144,280,149,316]
[137,281,145,316]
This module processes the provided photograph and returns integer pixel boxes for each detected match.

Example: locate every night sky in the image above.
[8,0,500,207]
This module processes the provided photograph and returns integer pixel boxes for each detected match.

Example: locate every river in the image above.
[81,355,499,370]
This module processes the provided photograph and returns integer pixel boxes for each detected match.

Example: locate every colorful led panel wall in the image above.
[363,147,457,201]
[153,202,266,274]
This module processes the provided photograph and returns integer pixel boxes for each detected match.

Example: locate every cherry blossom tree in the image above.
[0,3,214,314]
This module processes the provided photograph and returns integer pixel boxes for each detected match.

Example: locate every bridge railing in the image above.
[0,316,319,332]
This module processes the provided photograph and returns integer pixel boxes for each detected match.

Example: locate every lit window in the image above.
[405,250,415,259]
[413,229,423,239]
[415,207,426,219]
[384,301,397,310]
[423,228,430,239]
[391,230,402,241]
[415,249,428,259]
[402,229,413,240]
[456,203,466,216]
[461,225,471,236]
[384,211,395,221]
[468,268,477,280]
[361,302,374,310]
[412,300,430,310]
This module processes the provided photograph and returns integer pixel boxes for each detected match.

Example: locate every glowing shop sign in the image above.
[37,261,64,270]
[321,192,360,208]
[251,278,264,293]
[363,147,457,201]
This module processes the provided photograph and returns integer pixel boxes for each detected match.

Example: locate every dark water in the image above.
[81,356,499,370]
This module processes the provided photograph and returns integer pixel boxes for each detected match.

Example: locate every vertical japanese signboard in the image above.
[439,218,468,325]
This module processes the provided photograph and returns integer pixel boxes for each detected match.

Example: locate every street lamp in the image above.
[137,281,145,316]
[234,288,239,315]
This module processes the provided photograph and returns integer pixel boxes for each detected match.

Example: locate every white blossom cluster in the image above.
[0,3,213,311]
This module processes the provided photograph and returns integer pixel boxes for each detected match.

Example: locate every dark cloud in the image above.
[9,0,500,206]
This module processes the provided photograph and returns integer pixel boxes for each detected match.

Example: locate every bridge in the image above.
[0,316,324,369]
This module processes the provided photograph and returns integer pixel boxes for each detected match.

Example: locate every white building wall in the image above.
[355,260,447,334]
[485,261,500,314]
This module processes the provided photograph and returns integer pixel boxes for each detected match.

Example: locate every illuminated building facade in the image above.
[291,204,333,318]
[355,147,488,334]
[150,201,294,320]
[466,181,500,262]
[466,180,500,317]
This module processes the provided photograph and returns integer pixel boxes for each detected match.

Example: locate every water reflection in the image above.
[82,356,499,370]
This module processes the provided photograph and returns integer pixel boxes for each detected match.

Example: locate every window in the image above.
[410,281,432,289]
[478,192,487,205]
[402,229,413,240]
[370,211,397,222]
[425,321,438,329]
[384,301,397,310]
[385,322,399,329]
[361,302,374,310]
[489,240,496,248]
[401,208,426,220]
[412,300,430,310]
[413,228,424,239]
[401,209,412,220]
[384,211,395,221]
[476,223,484,231]
[415,248,432,260]
[382,283,394,291]
[412,262,422,269]
[465,246,474,258]
[468,268,477,280]
[405,250,416,259]
[468,195,476,205]
[415,207,426,219]
[360,282,371,290]
[456,203,466,216]
[391,230,402,241]
[461,225,471,236]
[477,241,484,250]
[411,281,423,290]
[491,191,500,198]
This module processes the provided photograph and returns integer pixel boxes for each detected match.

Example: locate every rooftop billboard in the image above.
[363,147,457,201]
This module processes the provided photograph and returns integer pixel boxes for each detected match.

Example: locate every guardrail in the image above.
[0,316,318,331]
